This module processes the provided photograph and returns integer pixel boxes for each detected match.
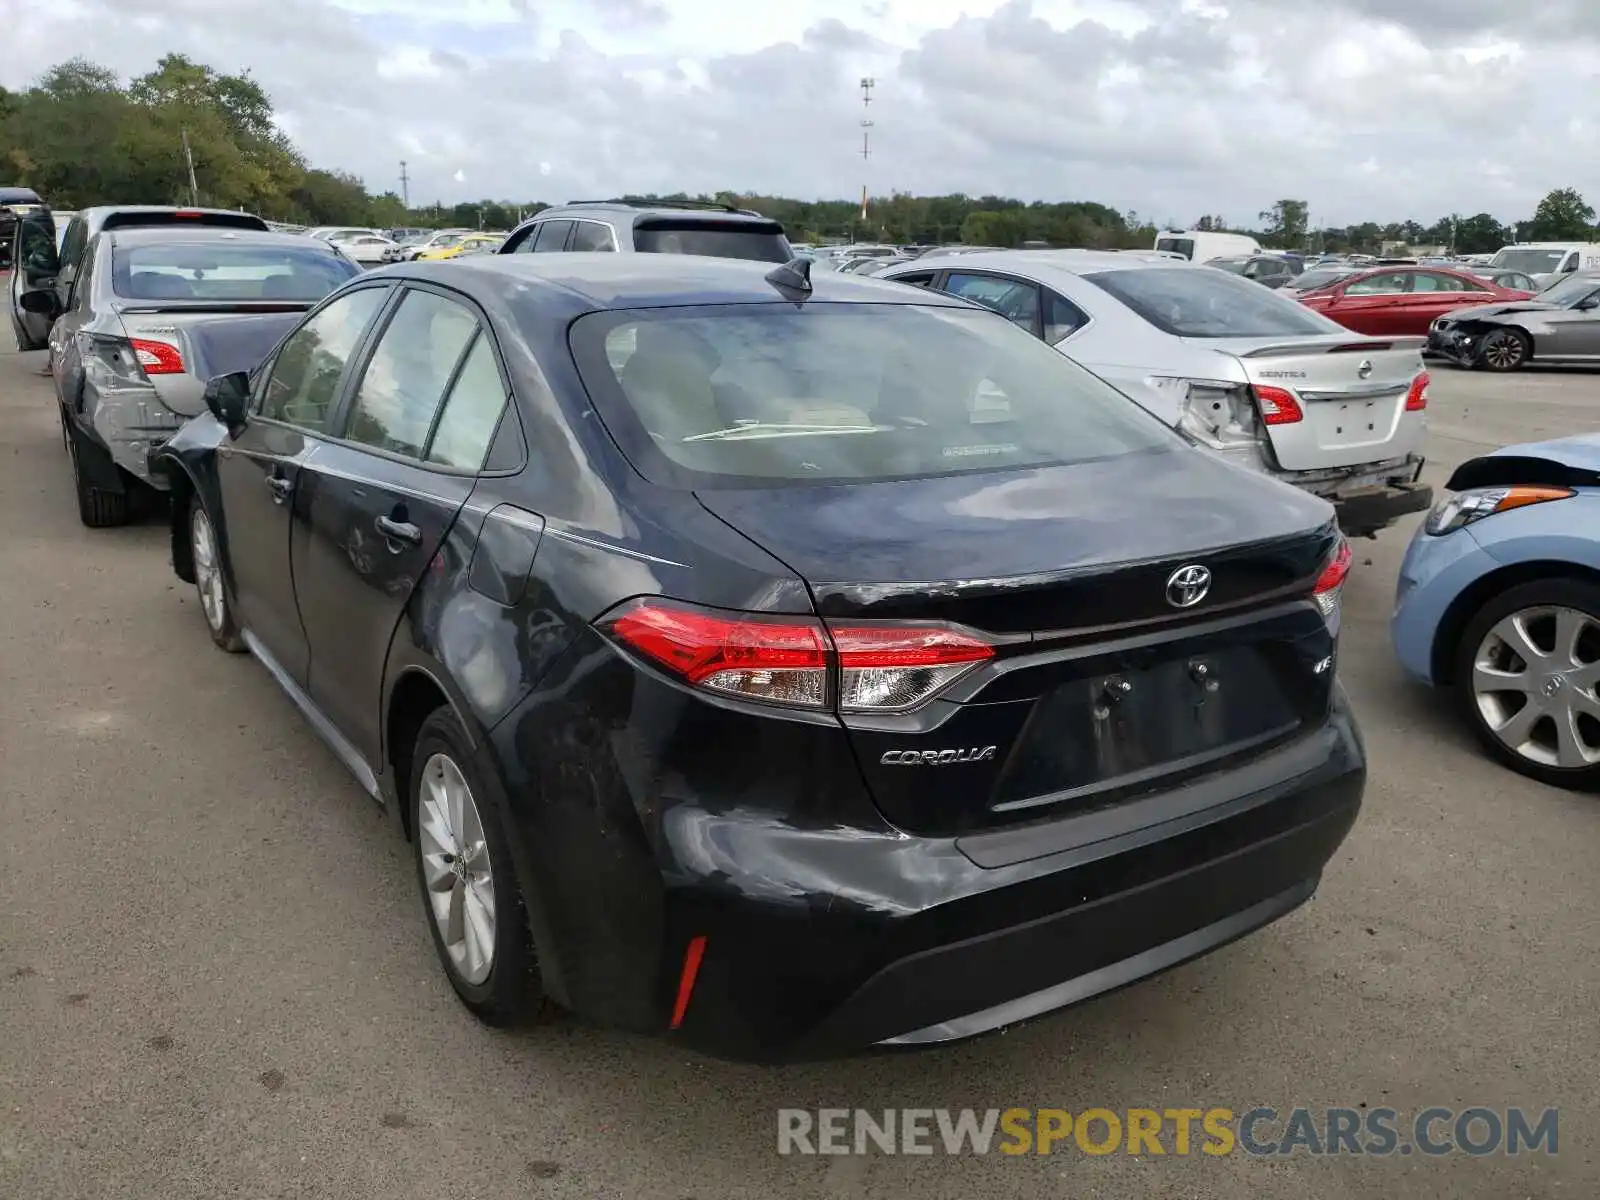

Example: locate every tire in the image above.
[65,422,130,528]
[1453,577,1600,790]
[189,495,245,653]
[410,707,545,1025]
[1475,327,1530,372]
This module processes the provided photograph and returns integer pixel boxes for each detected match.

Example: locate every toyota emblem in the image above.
[1165,564,1212,608]
[1357,359,1374,379]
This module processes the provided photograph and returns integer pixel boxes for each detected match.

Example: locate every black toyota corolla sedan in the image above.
[153,253,1365,1062]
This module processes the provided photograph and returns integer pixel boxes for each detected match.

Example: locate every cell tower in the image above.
[859,77,875,226]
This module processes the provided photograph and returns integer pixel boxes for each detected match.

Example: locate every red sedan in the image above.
[1296,266,1533,336]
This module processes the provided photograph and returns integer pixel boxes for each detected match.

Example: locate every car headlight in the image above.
[1425,485,1574,535]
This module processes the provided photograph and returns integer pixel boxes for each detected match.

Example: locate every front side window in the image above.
[567,303,1180,488]
[941,273,1041,334]
[343,289,479,458]
[112,241,357,302]
[1083,267,1340,337]
[258,287,389,431]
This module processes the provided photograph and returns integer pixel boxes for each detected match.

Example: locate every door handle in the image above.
[375,514,423,546]
[266,475,292,503]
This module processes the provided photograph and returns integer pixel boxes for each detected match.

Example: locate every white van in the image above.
[1154,230,1262,262]
[1488,242,1600,288]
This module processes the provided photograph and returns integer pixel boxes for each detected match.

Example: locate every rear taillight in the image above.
[1311,536,1352,619]
[1405,371,1429,411]
[606,604,828,707]
[129,338,184,375]
[1253,384,1304,425]
[602,600,995,713]
[829,624,996,713]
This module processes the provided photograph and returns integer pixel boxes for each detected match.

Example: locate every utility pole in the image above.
[399,161,411,210]
[180,127,199,206]
[858,77,875,238]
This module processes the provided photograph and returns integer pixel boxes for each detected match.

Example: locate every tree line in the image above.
[3,55,1597,255]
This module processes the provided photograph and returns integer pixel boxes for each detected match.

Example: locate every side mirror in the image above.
[19,290,57,315]
[203,371,251,434]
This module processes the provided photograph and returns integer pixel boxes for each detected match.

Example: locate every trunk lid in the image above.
[116,306,306,416]
[695,449,1342,836]
[1199,334,1426,472]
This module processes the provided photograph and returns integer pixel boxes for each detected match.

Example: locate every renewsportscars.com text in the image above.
[776,1107,1558,1157]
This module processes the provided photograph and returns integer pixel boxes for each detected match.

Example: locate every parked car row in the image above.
[7,203,1595,1067]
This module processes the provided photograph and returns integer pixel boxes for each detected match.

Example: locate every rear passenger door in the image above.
[291,285,515,764]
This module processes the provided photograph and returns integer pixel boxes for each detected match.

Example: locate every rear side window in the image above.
[632,219,791,262]
[532,221,572,252]
[258,287,388,431]
[428,336,510,470]
[942,273,1040,335]
[1083,267,1337,338]
[567,303,1179,488]
[567,222,616,252]
[343,290,479,458]
[111,241,357,301]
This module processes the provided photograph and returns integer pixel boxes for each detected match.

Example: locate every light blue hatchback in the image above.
[1392,433,1600,789]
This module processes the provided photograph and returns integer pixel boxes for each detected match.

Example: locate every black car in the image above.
[153,254,1365,1062]
[0,186,44,271]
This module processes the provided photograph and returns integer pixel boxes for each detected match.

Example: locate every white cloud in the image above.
[3,0,1596,227]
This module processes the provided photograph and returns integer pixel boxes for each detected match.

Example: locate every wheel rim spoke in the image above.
[417,751,496,985]
[1476,604,1600,769]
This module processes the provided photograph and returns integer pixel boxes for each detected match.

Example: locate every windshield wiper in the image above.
[683,422,883,443]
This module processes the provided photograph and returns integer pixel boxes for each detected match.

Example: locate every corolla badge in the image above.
[880,747,997,766]
[1357,359,1374,379]
[1165,563,1212,609]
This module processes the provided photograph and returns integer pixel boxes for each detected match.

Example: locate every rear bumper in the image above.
[492,676,1366,1062]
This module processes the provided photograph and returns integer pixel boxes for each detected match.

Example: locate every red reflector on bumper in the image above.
[669,935,708,1030]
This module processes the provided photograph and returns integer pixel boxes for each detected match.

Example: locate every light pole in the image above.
[858,77,875,240]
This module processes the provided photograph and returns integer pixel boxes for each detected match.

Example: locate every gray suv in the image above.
[497,199,791,261]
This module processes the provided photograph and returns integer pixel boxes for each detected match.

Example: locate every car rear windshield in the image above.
[567,303,1180,488]
[1083,267,1339,338]
[112,242,360,302]
[1154,237,1194,259]
[631,219,792,262]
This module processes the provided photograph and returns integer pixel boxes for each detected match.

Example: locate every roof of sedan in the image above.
[104,227,347,251]
[889,249,1199,277]
[379,252,981,310]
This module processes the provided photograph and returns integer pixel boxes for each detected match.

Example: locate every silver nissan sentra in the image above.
[22,224,358,526]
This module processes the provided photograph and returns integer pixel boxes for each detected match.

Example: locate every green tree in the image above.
[1258,199,1309,249]
[1453,213,1506,254]
[1526,188,1595,240]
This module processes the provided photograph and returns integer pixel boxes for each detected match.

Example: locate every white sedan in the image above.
[337,234,401,266]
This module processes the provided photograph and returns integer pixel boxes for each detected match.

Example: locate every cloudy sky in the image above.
[7,0,1595,225]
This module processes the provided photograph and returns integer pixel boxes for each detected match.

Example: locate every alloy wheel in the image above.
[190,505,226,634]
[417,752,497,985]
[1471,605,1600,770]
[1481,331,1525,370]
